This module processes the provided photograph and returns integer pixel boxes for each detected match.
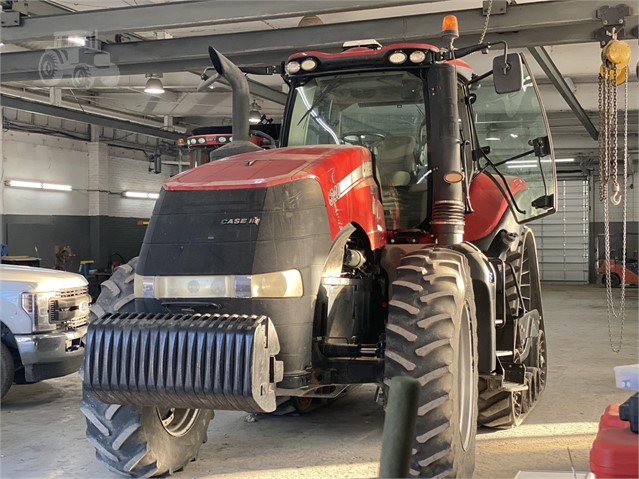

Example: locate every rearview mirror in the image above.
[493,53,523,94]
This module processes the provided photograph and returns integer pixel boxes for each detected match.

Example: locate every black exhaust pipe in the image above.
[427,63,465,245]
[208,47,249,142]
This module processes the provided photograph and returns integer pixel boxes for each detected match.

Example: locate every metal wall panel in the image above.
[529,180,589,282]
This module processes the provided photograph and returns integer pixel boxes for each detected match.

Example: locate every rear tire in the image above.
[82,257,212,477]
[1,343,14,399]
[385,247,478,478]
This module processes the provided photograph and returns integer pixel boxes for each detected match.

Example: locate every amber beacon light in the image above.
[441,15,459,41]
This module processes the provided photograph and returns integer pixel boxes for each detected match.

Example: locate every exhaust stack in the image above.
[208,47,250,142]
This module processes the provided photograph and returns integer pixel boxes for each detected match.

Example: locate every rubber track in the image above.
[385,247,476,478]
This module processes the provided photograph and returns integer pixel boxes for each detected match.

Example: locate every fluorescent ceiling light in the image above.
[7,180,43,189]
[556,158,575,163]
[485,137,500,141]
[68,36,86,46]
[510,133,519,138]
[122,191,159,199]
[6,180,72,191]
[42,183,72,191]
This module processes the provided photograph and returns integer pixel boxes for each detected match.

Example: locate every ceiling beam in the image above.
[528,46,599,141]
[0,0,441,43]
[1,0,636,82]
[1,94,181,141]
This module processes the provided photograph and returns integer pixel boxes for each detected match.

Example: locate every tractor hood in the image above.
[164,145,371,191]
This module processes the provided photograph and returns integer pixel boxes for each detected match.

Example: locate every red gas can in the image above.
[590,404,639,478]
[599,404,630,431]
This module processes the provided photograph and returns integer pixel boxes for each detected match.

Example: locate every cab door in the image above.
[469,54,557,223]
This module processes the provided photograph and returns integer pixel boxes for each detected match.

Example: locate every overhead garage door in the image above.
[528,179,589,282]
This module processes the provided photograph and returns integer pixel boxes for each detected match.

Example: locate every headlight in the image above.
[409,50,426,63]
[389,51,407,64]
[251,270,303,298]
[20,292,55,331]
[197,137,206,144]
[218,136,227,143]
[21,293,34,314]
[285,61,301,74]
[189,138,197,145]
[135,270,303,299]
[300,58,317,71]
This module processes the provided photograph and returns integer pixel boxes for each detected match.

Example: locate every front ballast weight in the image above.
[83,313,284,413]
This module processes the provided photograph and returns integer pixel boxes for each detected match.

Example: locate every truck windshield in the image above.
[287,70,429,229]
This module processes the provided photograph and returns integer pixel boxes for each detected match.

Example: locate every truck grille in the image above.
[49,286,90,329]
[58,286,89,298]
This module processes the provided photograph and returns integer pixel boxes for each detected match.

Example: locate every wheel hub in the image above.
[156,408,199,437]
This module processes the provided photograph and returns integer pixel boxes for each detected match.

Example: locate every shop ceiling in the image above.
[0,0,637,162]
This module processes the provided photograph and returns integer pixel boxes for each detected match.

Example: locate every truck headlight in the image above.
[20,293,55,331]
[135,270,303,299]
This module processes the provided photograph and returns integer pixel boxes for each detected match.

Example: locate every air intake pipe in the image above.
[208,47,249,142]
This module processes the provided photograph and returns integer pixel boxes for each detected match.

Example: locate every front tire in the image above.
[385,247,478,478]
[82,257,212,477]
[1,342,14,399]
[82,389,212,477]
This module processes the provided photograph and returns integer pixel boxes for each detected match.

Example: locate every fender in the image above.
[465,172,527,249]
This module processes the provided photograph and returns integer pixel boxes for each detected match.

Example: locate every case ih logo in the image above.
[220,217,261,225]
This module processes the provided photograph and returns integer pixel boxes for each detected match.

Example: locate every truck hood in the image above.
[0,264,87,293]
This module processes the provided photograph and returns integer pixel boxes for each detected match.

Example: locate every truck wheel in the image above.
[82,257,213,477]
[385,248,478,478]
[1,342,14,399]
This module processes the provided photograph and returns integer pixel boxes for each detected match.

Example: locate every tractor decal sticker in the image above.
[328,161,373,206]
[220,217,261,225]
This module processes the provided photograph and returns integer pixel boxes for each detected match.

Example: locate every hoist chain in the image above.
[479,0,494,44]
[599,58,628,353]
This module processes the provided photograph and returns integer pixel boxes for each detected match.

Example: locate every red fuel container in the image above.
[599,403,630,431]
[590,404,639,478]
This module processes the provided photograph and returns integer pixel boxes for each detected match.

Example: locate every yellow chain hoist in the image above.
[600,37,632,85]
[597,29,631,353]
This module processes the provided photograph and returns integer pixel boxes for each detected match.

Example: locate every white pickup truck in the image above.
[0,264,90,398]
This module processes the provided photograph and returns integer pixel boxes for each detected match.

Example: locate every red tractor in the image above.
[82,19,556,479]
[182,124,279,168]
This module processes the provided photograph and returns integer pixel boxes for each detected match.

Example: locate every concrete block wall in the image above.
[1,129,175,269]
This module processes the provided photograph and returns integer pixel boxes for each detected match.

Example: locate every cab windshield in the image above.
[287,71,429,229]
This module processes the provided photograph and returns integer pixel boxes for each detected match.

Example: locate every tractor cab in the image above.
[282,39,557,235]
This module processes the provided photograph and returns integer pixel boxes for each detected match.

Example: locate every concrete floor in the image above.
[1,284,637,479]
